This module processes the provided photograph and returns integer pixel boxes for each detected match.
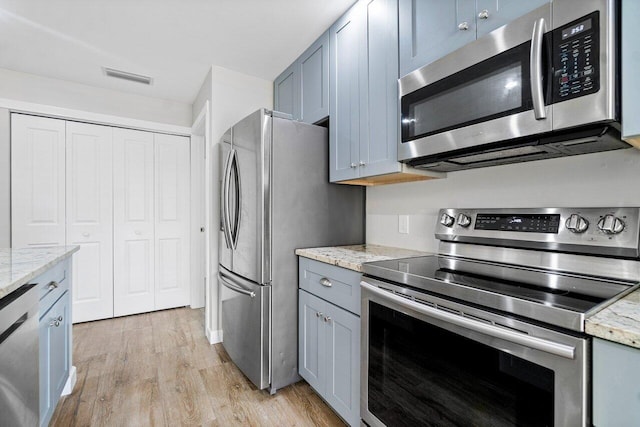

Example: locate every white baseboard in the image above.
[62,366,77,396]
[206,327,223,344]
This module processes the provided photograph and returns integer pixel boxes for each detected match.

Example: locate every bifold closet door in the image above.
[66,122,114,323]
[113,128,155,317]
[11,115,66,248]
[154,134,190,309]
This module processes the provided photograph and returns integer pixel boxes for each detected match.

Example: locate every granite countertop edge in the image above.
[585,288,640,349]
[295,244,431,272]
[0,246,80,300]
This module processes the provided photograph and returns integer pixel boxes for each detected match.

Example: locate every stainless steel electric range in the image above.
[360,208,640,427]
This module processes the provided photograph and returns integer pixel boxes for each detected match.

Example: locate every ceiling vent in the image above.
[103,67,153,85]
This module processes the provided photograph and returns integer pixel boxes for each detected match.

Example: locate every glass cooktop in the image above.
[362,255,636,331]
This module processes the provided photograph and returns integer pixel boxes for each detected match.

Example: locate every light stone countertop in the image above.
[295,244,431,272]
[586,288,640,349]
[0,246,80,300]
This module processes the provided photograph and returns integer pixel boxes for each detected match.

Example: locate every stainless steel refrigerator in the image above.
[218,109,364,393]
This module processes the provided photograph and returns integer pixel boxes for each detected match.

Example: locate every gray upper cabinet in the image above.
[476,0,550,38]
[274,62,299,120]
[300,31,329,124]
[330,0,402,183]
[273,31,329,124]
[399,0,475,78]
[399,0,550,77]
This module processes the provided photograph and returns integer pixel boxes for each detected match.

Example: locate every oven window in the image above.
[367,302,554,427]
[401,41,534,143]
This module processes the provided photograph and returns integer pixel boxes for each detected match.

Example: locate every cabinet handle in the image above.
[350,163,357,169]
[323,316,332,324]
[458,21,469,31]
[49,319,61,327]
[134,230,142,236]
[47,281,59,291]
[358,161,366,166]
[478,9,489,19]
[82,232,90,237]
[57,316,63,322]
[316,312,323,318]
[319,278,332,288]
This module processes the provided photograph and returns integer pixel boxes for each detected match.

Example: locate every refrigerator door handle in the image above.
[221,149,234,249]
[230,150,241,249]
[219,271,256,298]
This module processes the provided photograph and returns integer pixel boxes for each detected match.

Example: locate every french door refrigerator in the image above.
[218,109,364,393]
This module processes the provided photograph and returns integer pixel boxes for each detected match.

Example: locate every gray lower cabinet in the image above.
[274,31,329,124]
[38,259,72,427]
[399,0,550,77]
[592,338,640,426]
[298,258,360,426]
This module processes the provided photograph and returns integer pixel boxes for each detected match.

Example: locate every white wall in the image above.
[194,65,273,341]
[367,148,640,252]
[0,68,192,126]
[0,108,9,247]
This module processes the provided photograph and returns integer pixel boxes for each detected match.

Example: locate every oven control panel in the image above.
[552,12,600,103]
[435,208,640,258]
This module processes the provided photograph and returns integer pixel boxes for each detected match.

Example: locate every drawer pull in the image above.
[47,281,59,291]
[316,312,323,318]
[49,318,61,328]
[319,278,332,288]
[323,316,332,324]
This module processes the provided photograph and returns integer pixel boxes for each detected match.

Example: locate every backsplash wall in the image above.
[366,148,640,252]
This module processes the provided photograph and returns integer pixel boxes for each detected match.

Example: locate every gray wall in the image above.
[0,108,9,247]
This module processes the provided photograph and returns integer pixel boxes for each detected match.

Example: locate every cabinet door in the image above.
[11,114,66,248]
[300,30,330,124]
[274,63,300,120]
[361,0,401,177]
[39,293,70,427]
[298,290,326,393]
[329,1,365,182]
[66,122,114,323]
[324,300,360,427]
[113,128,155,316]
[398,0,476,77]
[154,134,190,310]
[476,0,549,38]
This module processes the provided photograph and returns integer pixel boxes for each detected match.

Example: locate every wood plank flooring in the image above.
[50,307,346,427]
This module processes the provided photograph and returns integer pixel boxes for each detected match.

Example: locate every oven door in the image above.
[361,278,589,427]
[398,4,552,162]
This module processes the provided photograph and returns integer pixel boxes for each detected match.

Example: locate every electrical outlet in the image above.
[399,215,409,234]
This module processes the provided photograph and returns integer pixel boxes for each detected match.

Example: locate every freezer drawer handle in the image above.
[319,278,332,288]
[219,272,256,298]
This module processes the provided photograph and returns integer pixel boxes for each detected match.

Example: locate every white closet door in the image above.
[11,114,66,248]
[113,128,155,317]
[154,134,190,310]
[66,122,113,323]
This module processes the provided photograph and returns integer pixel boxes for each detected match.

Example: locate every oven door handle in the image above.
[361,281,576,360]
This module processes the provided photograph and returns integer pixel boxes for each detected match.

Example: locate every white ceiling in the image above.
[0,0,356,104]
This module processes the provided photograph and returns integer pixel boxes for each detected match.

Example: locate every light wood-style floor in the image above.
[50,307,346,427]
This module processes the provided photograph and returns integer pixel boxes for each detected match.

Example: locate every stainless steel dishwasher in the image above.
[0,283,40,427]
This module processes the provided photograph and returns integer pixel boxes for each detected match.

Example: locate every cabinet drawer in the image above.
[37,260,69,315]
[299,257,361,315]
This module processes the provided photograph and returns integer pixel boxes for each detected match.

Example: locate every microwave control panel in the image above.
[552,12,600,103]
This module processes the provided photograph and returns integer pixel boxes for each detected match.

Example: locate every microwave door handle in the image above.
[530,17,547,120]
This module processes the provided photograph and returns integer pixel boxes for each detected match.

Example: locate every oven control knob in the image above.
[440,213,455,228]
[457,213,471,228]
[597,214,625,234]
[565,214,589,233]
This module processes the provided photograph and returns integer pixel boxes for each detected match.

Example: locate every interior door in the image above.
[228,111,270,285]
[11,114,66,248]
[113,128,155,316]
[65,122,114,323]
[154,133,190,310]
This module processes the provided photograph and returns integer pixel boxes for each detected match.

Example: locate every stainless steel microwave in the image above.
[398,0,628,172]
